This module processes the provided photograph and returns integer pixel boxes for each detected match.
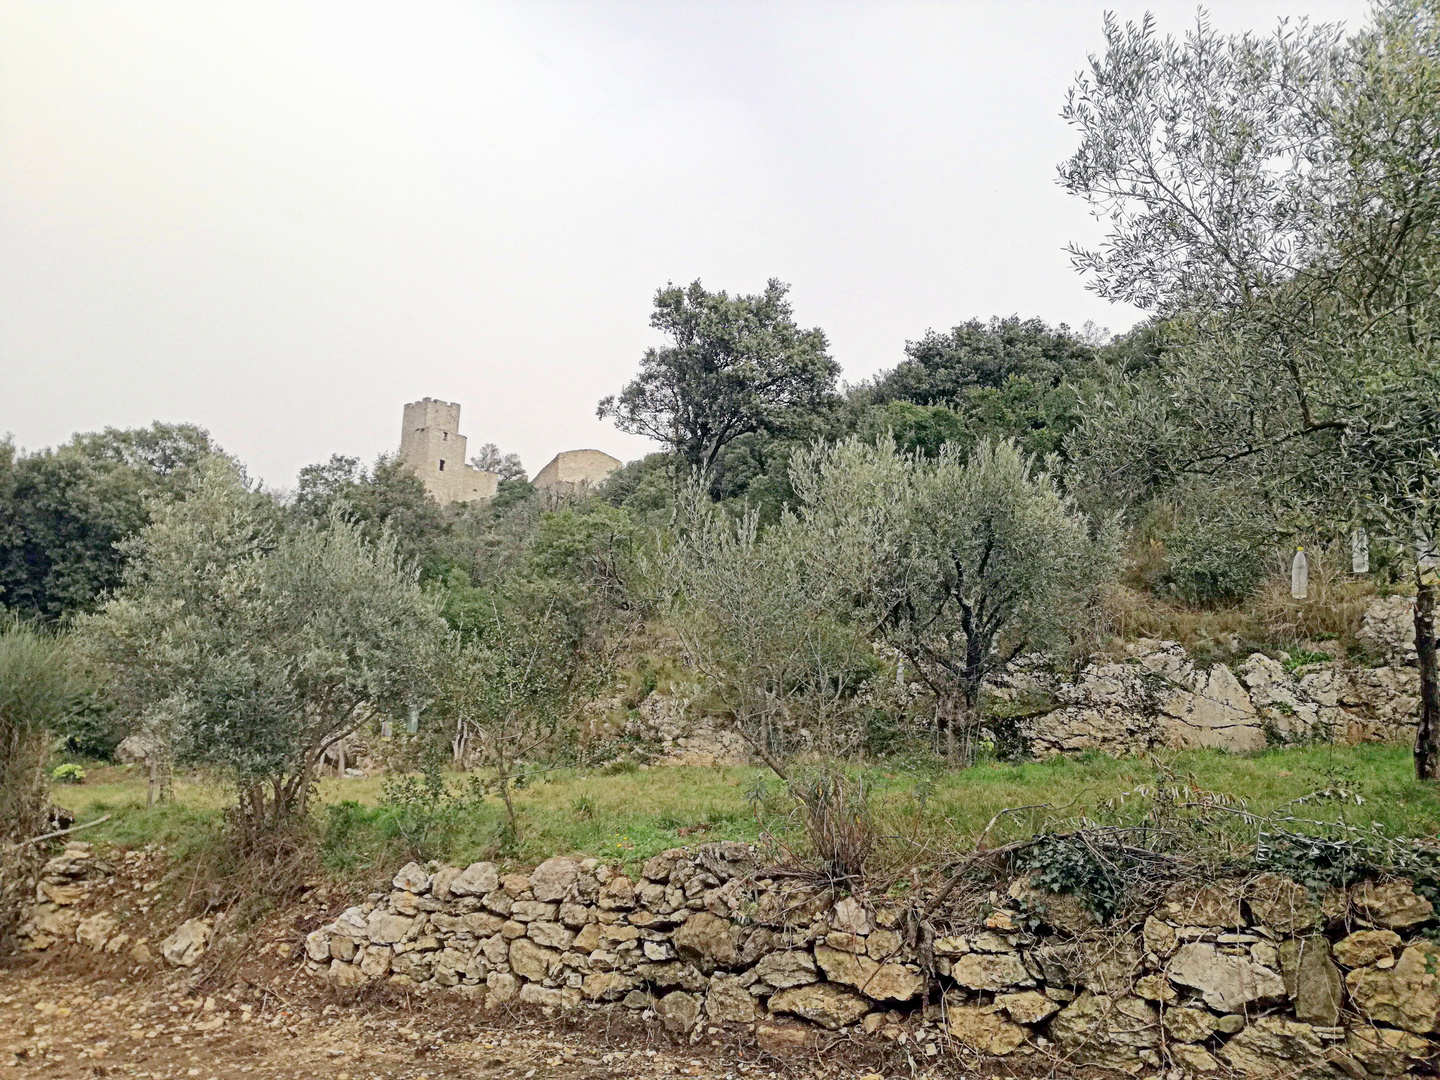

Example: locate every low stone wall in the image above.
[304,845,1439,1075]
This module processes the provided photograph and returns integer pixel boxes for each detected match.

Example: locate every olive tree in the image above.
[659,483,877,773]
[790,438,1116,762]
[425,584,590,847]
[81,459,445,846]
[1060,1,1440,777]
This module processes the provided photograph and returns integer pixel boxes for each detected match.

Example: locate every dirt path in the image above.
[0,969,922,1080]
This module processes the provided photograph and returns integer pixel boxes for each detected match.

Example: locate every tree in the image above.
[427,582,591,847]
[791,438,1115,762]
[469,443,527,482]
[80,459,444,845]
[866,316,1098,405]
[660,485,877,771]
[0,423,219,618]
[598,279,839,473]
[1059,1,1440,777]
[292,452,452,576]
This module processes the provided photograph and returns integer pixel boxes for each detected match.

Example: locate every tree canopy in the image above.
[598,279,839,473]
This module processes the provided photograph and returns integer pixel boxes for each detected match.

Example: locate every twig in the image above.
[23,813,111,847]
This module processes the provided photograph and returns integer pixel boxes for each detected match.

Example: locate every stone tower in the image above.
[398,398,498,503]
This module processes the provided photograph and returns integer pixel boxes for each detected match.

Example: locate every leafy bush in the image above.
[51,763,86,784]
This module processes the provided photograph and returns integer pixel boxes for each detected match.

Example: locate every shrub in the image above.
[1158,497,1271,604]
[51,763,86,784]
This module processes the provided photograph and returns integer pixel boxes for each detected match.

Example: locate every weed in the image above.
[51,763,86,784]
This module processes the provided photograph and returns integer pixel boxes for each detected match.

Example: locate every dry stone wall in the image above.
[303,844,1439,1076]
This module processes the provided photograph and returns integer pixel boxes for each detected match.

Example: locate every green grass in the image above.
[51,743,1439,882]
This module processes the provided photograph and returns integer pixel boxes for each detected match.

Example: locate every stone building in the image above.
[533,449,622,495]
[398,399,498,504]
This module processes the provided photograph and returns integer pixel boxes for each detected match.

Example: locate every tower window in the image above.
[442,432,448,440]
[438,459,445,471]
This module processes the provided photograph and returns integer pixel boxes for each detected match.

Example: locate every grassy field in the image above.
[50,742,1440,884]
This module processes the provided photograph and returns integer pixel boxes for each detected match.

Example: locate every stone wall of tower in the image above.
[399,398,498,504]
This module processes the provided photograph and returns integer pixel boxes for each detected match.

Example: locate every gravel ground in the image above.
[0,968,950,1080]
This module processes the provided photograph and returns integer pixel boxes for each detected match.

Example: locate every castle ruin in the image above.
[398,399,498,503]
[533,448,622,495]
[399,399,622,504]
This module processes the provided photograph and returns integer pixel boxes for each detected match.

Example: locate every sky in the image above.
[1,0,1372,490]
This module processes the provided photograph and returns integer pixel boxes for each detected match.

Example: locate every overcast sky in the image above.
[2,0,1371,488]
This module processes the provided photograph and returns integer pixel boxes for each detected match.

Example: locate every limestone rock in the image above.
[429,865,461,900]
[486,972,518,1003]
[526,921,574,950]
[641,850,682,883]
[1278,938,1342,1026]
[948,951,1030,991]
[1162,1007,1218,1044]
[673,911,737,969]
[517,983,566,1008]
[159,919,212,967]
[360,948,391,978]
[1351,880,1434,930]
[510,900,558,922]
[753,949,819,989]
[830,896,872,936]
[449,861,500,897]
[636,961,709,992]
[813,944,923,1001]
[946,1005,1026,1055]
[1247,873,1318,934]
[1220,1017,1337,1080]
[1170,1044,1221,1073]
[755,1020,821,1054]
[1346,943,1440,1033]
[582,971,641,1000]
[1359,595,1416,661]
[695,841,755,882]
[391,862,431,894]
[1160,882,1245,928]
[1009,874,1097,935]
[995,990,1058,1024]
[366,911,413,945]
[508,938,560,982]
[656,991,701,1034]
[328,959,367,987]
[705,974,758,1023]
[1143,915,1177,958]
[598,875,634,910]
[1160,664,1265,752]
[1080,935,1143,994]
[768,983,870,1030]
[306,928,334,962]
[1344,1025,1436,1075]
[76,913,115,951]
[866,928,902,961]
[1135,974,1177,1004]
[1167,942,1285,1012]
[1049,993,1159,1066]
[530,857,581,901]
[1332,929,1401,968]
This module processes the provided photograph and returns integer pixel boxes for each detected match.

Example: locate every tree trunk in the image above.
[1415,580,1439,781]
